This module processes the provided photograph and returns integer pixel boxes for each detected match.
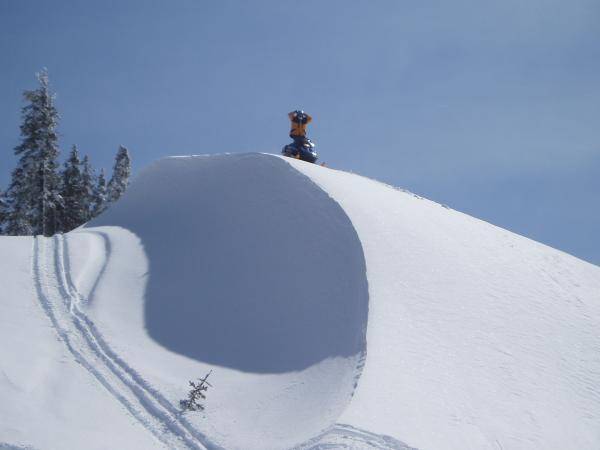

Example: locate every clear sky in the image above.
[1,0,599,265]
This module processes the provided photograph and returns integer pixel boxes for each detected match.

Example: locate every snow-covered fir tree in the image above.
[4,167,34,235]
[80,155,96,221]
[0,188,7,234]
[5,69,62,236]
[92,168,108,217]
[107,146,131,204]
[60,145,88,232]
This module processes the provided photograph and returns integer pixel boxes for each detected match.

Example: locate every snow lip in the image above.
[88,152,370,373]
[121,151,597,268]
[276,153,600,268]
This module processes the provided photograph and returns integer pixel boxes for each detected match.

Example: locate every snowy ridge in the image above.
[286,155,600,450]
[2,153,600,449]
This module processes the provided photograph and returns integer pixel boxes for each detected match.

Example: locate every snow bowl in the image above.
[79,153,369,449]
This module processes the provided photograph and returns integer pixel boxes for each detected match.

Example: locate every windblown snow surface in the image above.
[1,153,599,450]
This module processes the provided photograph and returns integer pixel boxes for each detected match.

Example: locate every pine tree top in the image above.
[15,69,60,159]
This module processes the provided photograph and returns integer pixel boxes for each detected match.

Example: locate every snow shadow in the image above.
[91,154,368,373]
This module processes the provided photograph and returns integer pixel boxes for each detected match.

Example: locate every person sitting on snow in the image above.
[282,110,318,163]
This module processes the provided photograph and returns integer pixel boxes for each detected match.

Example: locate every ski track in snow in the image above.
[32,235,215,450]
[0,444,39,450]
[67,229,110,306]
[58,233,221,449]
[296,424,417,450]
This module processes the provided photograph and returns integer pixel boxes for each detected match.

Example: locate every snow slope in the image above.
[288,158,600,449]
[1,152,600,450]
[0,237,162,450]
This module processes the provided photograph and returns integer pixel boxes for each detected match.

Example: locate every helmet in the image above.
[292,110,308,123]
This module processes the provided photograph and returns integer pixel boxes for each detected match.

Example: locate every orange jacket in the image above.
[289,111,312,137]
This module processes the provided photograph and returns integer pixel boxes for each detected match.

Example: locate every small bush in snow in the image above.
[180,371,212,412]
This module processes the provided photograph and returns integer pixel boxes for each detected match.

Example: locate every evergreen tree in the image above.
[4,167,34,235]
[60,145,87,232]
[180,371,212,412]
[6,69,62,236]
[107,145,131,204]
[0,187,7,234]
[91,168,108,217]
[81,155,96,221]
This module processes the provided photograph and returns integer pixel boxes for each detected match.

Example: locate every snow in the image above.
[1,152,599,449]
[0,237,160,450]
[287,156,600,449]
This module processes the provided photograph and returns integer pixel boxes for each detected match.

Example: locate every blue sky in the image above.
[1,0,599,265]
